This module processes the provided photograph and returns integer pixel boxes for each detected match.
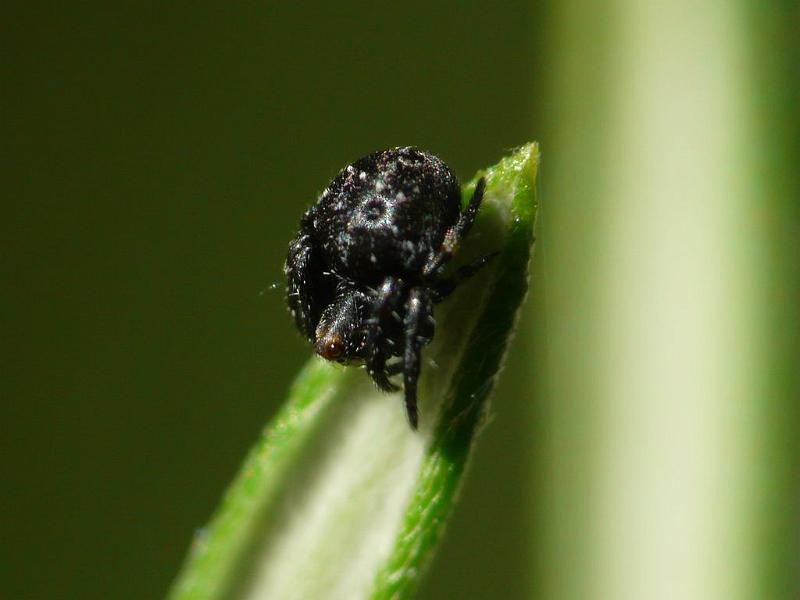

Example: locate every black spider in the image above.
[285,147,492,429]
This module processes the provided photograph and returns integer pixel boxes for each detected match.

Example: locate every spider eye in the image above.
[317,335,344,361]
[326,340,343,359]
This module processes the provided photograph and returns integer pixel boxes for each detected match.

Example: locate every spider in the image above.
[285,147,492,429]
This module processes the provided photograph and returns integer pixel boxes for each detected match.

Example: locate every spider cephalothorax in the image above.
[285,147,491,429]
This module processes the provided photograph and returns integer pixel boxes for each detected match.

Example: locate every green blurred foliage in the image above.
[2,2,539,599]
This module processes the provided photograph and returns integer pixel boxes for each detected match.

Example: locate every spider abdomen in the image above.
[311,147,461,282]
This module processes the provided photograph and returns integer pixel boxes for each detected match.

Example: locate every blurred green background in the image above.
[4,3,540,599]
[5,2,799,600]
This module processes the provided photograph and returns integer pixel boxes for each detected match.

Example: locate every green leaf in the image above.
[168,143,539,600]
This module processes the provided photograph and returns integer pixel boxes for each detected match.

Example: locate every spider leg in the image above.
[423,177,486,277]
[402,287,434,429]
[285,227,328,343]
[367,351,399,392]
[431,251,499,303]
[385,360,404,376]
[366,276,404,392]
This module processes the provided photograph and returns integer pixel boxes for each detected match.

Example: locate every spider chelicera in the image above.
[285,147,492,429]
